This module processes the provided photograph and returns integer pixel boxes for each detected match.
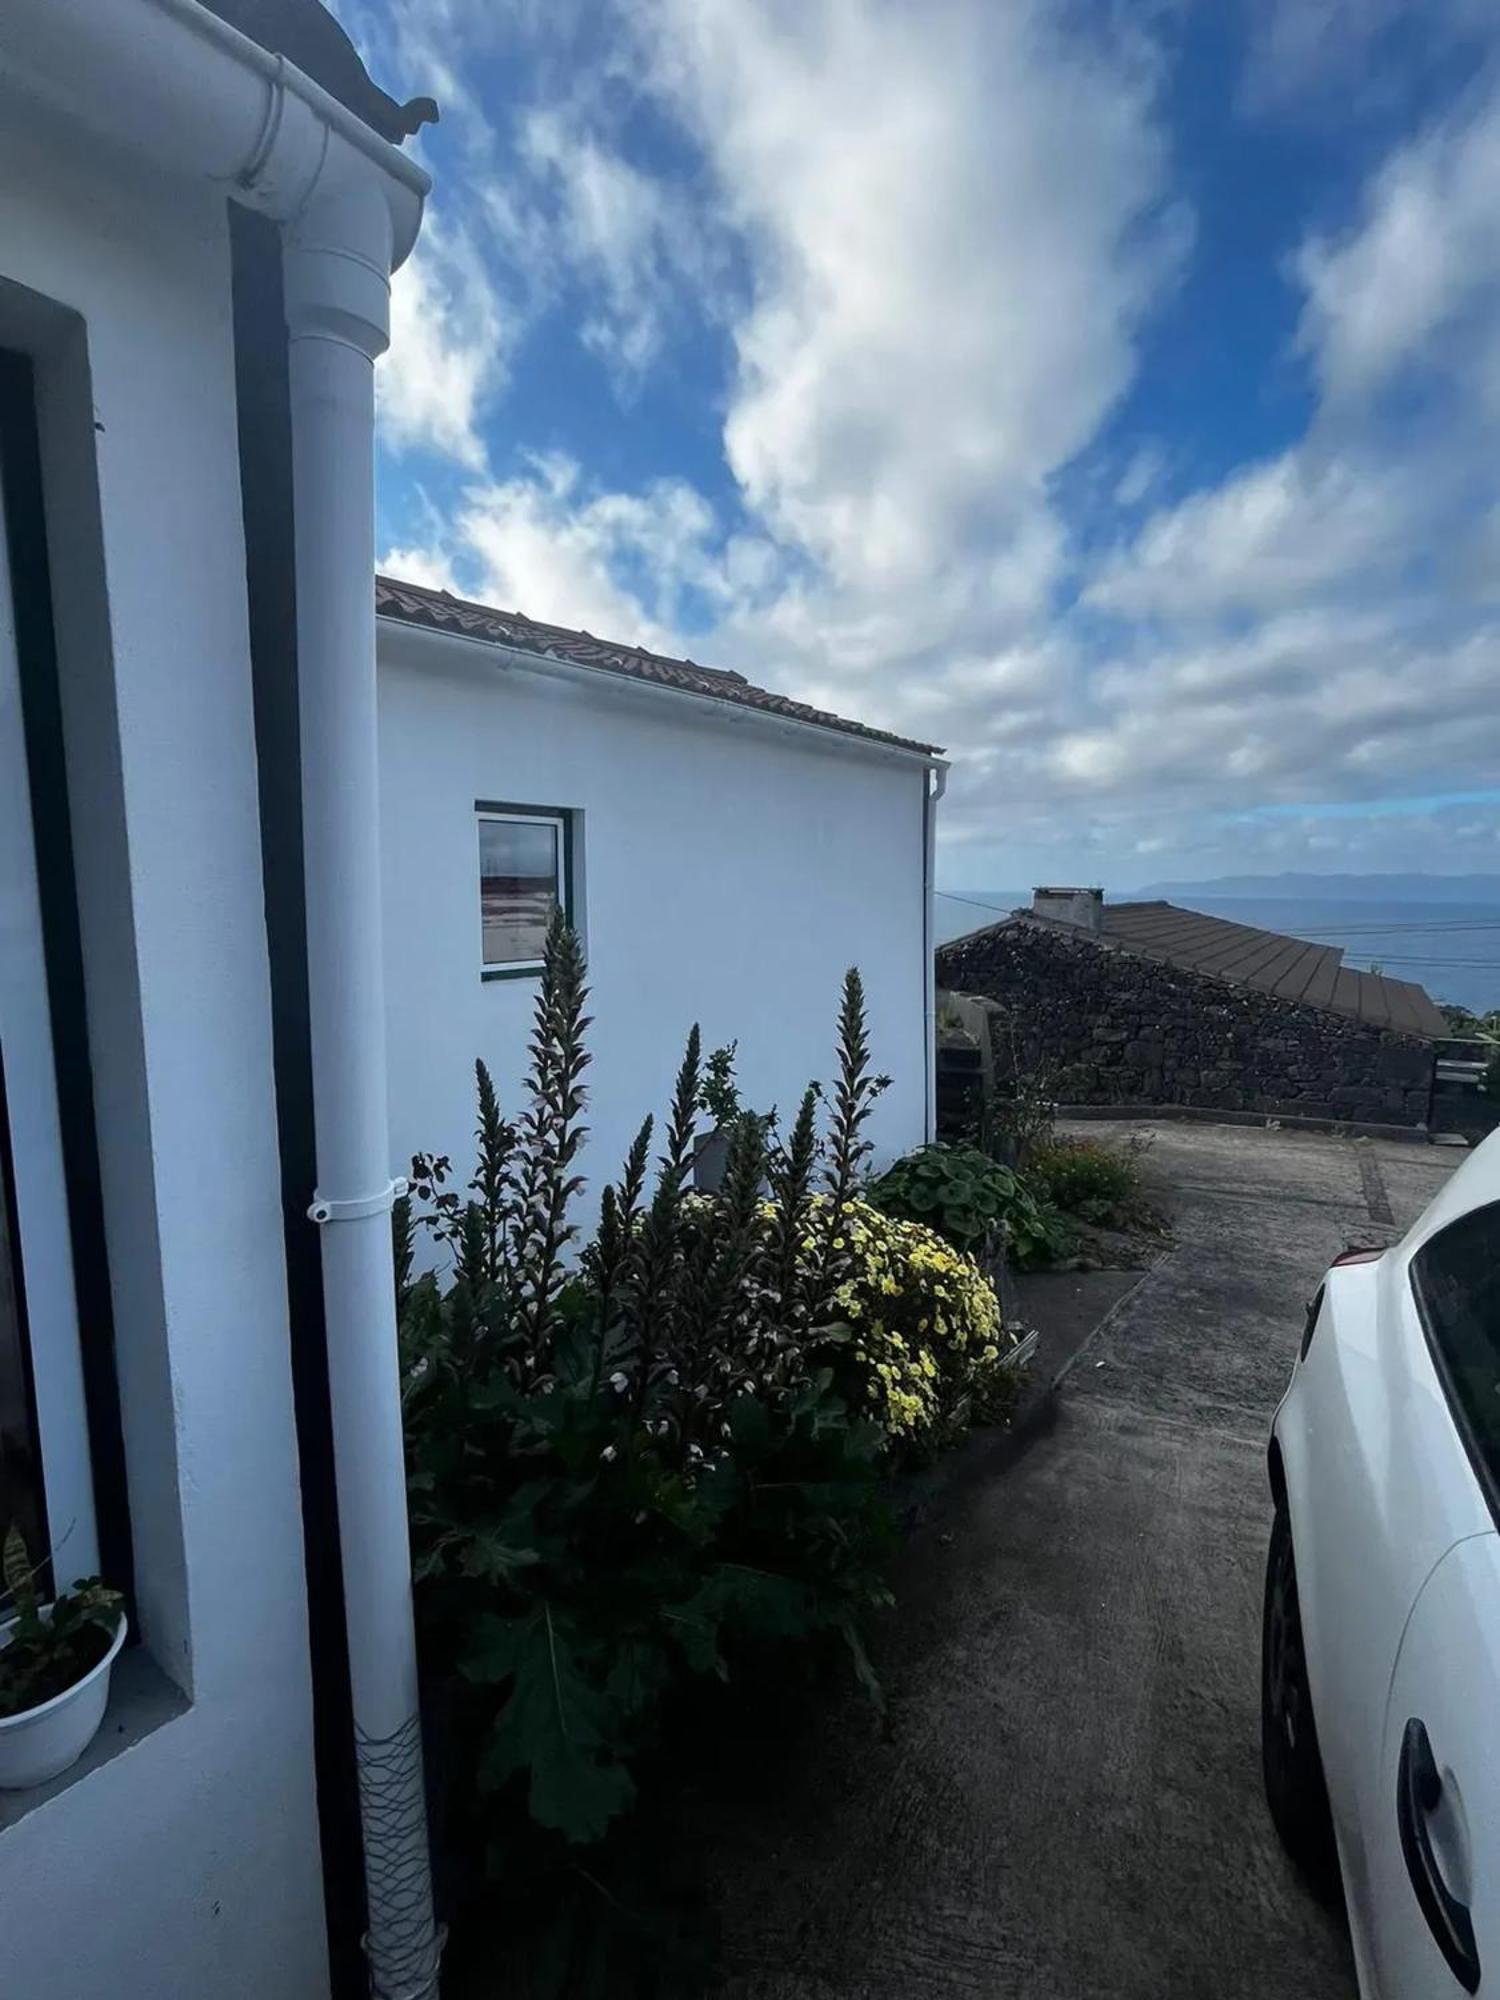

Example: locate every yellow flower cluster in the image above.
[817,1198,1006,1438]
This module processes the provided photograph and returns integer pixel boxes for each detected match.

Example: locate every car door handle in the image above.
[1398,1717,1482,1994]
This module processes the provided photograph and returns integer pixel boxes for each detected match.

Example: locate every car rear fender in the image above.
[1275,1248,1495,1934]
[1275,1263,1388,1881]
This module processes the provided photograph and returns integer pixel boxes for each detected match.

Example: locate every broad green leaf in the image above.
[456,1526,542,1583]
[461,1612,524,1685]
[472,1605,636,1844]
[670,1563,811,1649]
[604,1639,671,1722]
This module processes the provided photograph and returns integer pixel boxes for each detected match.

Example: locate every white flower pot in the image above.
[0,1609,127,1789]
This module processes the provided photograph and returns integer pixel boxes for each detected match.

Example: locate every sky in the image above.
[341,0,1500,890]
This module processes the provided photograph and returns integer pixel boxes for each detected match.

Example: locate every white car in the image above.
[1265,1129,1500,1996]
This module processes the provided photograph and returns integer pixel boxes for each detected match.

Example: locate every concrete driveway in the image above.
[708,1120,1457,1999]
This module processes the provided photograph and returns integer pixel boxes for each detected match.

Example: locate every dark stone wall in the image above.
[937,922,1435,1128]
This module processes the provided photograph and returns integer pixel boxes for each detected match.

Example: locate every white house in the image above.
[0,3,941,1997]
[376,579,944,1213]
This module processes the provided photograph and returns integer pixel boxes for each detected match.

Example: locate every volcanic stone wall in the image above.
[937,922,1434,1127]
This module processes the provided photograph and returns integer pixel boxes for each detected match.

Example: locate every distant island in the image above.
[1133,872,1500,904]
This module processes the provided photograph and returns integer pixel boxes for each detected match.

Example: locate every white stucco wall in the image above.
[378,622,933,1232]
[0,110,327,2000]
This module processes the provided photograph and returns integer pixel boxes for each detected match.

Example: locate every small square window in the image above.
[477,806,571,977]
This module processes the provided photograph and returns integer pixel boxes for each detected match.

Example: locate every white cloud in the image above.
[1239,0,1403,111]
[437,453,736,648]
[1085,449,1415,620]
[521,110,720,384]
[367,0,1500,886]
[378,541,462,594]
[378,218,509,468]
[1237,0,1492,116]
[1036,613,1500,819]
[1296,84,1500,404]
[638,0,1184,604]
[1114,445,1166,509]
[1055,70,1500,872]
[379,0,1188,752]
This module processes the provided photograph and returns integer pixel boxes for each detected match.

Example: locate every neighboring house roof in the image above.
[948,899,1449,1039]
[375,575,944,759]
[1097,901,1448,1035]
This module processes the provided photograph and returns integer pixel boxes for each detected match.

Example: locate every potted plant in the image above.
[0,1526,126,1789]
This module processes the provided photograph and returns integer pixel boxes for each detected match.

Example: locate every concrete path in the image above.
[707,1121,1457,1999]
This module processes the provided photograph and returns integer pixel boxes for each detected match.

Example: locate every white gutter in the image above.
[0,6,439,1996]
[0,0,429,264]
[379,611,945,773]
[923,763,950,1142]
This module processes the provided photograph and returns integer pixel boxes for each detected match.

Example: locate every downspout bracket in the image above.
[308,1178,408,1225]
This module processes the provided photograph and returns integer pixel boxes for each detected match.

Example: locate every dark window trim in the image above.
[230,206,365,1997]
[0,1044,50,1571]
[1410,1200,1500,1533]
[0,349,131,1608]
[475,798,576,981]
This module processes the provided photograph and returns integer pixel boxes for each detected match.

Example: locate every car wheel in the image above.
[1261,1501,1340,1899]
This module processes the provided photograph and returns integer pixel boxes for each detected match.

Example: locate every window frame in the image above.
[1410,1198,1500,1531]
[0,1044,50,1567]
[0,354,115,1597]
[475,799,575,981]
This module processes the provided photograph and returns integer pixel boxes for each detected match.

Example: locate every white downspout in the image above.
[923,762,950,1143]
[0,5,439,1994]
[287,191,439,2000]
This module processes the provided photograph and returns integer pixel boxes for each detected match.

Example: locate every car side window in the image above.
[1411,1201,1500,1512]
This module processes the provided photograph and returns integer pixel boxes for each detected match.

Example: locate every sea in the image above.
[934,892,1500,1015]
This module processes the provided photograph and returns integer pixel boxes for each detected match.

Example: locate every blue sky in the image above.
[343,0,1500,890]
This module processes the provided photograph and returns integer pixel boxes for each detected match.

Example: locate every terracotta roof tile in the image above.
[375,575,942,758]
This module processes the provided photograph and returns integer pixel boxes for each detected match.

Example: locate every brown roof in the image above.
[1062,900,1447,1038]
[376,576,943,758]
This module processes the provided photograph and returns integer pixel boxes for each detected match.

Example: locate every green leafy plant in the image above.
[812,967,890,1311]
[398,928,1023,1999]
[401,928,906,1865]
[867,1143,1008,1248]
[868,1142,1073,1271]
[0,1526,123,1720]
[1441,1004,1500,1041]
[698,1041,743,1127]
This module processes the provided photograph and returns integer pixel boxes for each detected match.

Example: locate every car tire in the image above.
[1261,1501,1340,1900]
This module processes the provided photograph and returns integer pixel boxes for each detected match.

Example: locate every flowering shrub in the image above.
[825,1199,1009,1440]
[398,920,1025,1982]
